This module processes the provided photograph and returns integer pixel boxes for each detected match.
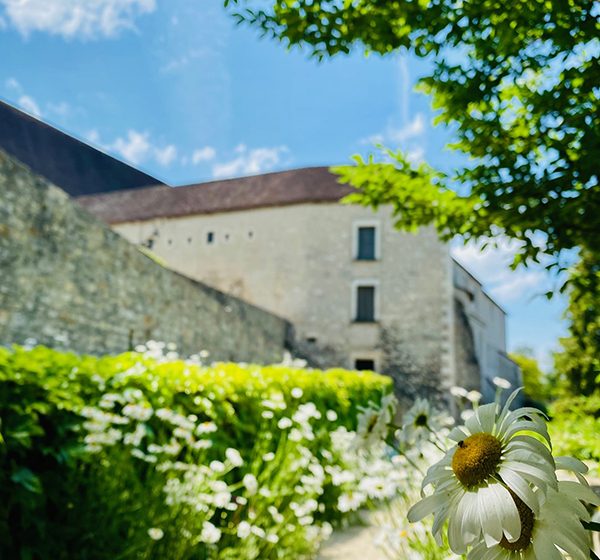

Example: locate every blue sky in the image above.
[0,0,569,368]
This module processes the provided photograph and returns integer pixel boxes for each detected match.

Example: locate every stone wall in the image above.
[0,150,290,362]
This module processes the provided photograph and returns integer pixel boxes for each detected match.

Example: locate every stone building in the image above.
[79,169,521,402]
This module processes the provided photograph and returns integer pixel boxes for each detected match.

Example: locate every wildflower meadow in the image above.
[1,342,599,559]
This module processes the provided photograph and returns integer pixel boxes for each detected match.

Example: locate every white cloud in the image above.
[17,94,41,117]
[85,129,101,144]
[192,146,216,164]
[362,113,426,147]
[5,77,20,90]
[46,100,72,118]
[160,48,212,74]
[111,130,151,164]
[90,129,179,168]
[155,144,177,167]
[451,238,552,305]
[0,0,156,39]
[212,145,288,179]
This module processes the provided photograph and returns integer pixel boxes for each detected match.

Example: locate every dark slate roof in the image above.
[77,167,354,224]
[0,99,163,196]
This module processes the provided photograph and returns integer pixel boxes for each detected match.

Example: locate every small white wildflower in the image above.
[213,491,232,508]
[450,386,469,398]
[493,376,512,389]
[326,410,338,422]
[122,403,153,422]
[466,390,482,403]
[200,521,221,544]
[147,527,164,540]
[291,387,303,399]
[277,417,292,429]
[338,491,366,512]
[289,428,303,442]
[262,410,274,419]
[268,506,284,523]
[225,448,243,467]
[196,421,217,435]
[460,409,475,422]
[243,474,258,495]
[266,533,279,544]
[209,460,225,473]
[237,521,252,539]
[262,452,275,462]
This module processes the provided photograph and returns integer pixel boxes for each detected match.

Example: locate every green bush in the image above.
[548,394,600,467]
[0,345,394,559]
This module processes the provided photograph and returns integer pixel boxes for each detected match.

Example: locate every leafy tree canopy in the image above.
[509,349,548,402]
[225,0,599,268]
[553,251,600,396]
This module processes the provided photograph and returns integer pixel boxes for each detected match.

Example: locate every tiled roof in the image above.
[0,99,163,196]
[77,167,354,223]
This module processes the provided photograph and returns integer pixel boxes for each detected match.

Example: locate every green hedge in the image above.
[0,345,394,560]
[549,393,600,467]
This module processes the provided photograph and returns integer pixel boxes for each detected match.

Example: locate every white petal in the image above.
[465,411,484,434]
[555,456,588,474]
[475,403,497,434]
[449,426,469,442]
[407,492,451,522]
[477,486,504,546]
[488,482,521,542]
[559,480,600,506]
[532,536,562,560]
[498,466,539,515]
[502,460,557,489]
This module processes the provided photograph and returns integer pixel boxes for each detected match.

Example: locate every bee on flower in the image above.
[408,388,599,559]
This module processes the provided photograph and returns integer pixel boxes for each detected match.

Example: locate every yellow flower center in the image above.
[499,491,535,551]
[451,433,502,487]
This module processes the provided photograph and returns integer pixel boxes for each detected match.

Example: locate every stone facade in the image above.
[0,150,290,362]
[453,262,521,401]
[112,203,459,401]
[103,182,521,403]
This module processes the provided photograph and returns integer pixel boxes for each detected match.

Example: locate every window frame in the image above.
[352,220,381,261]
[351,279,380,323]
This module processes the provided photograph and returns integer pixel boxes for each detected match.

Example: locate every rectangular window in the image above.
[207,232,214,244]
[356,286,375,322]
[354,359,375,371]
[357,226,376,260]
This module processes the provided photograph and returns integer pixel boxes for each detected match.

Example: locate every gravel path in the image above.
[317,524,384,560]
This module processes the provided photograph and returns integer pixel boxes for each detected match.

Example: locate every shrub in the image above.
[0,345,394,559]
[548,393,600,467]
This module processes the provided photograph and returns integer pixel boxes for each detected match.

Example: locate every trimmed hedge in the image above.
[0,345,394,559]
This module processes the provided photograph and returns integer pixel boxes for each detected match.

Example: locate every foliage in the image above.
[224,0,600,268]
[554,251,600,396]
[549,393,600,469]
[0,344,394,560]
[509,351,548,402]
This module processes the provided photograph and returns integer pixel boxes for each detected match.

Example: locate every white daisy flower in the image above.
[408,390,557,554]
[352,392,397,449]
[468,458,599,560]
[399,397,436,445]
